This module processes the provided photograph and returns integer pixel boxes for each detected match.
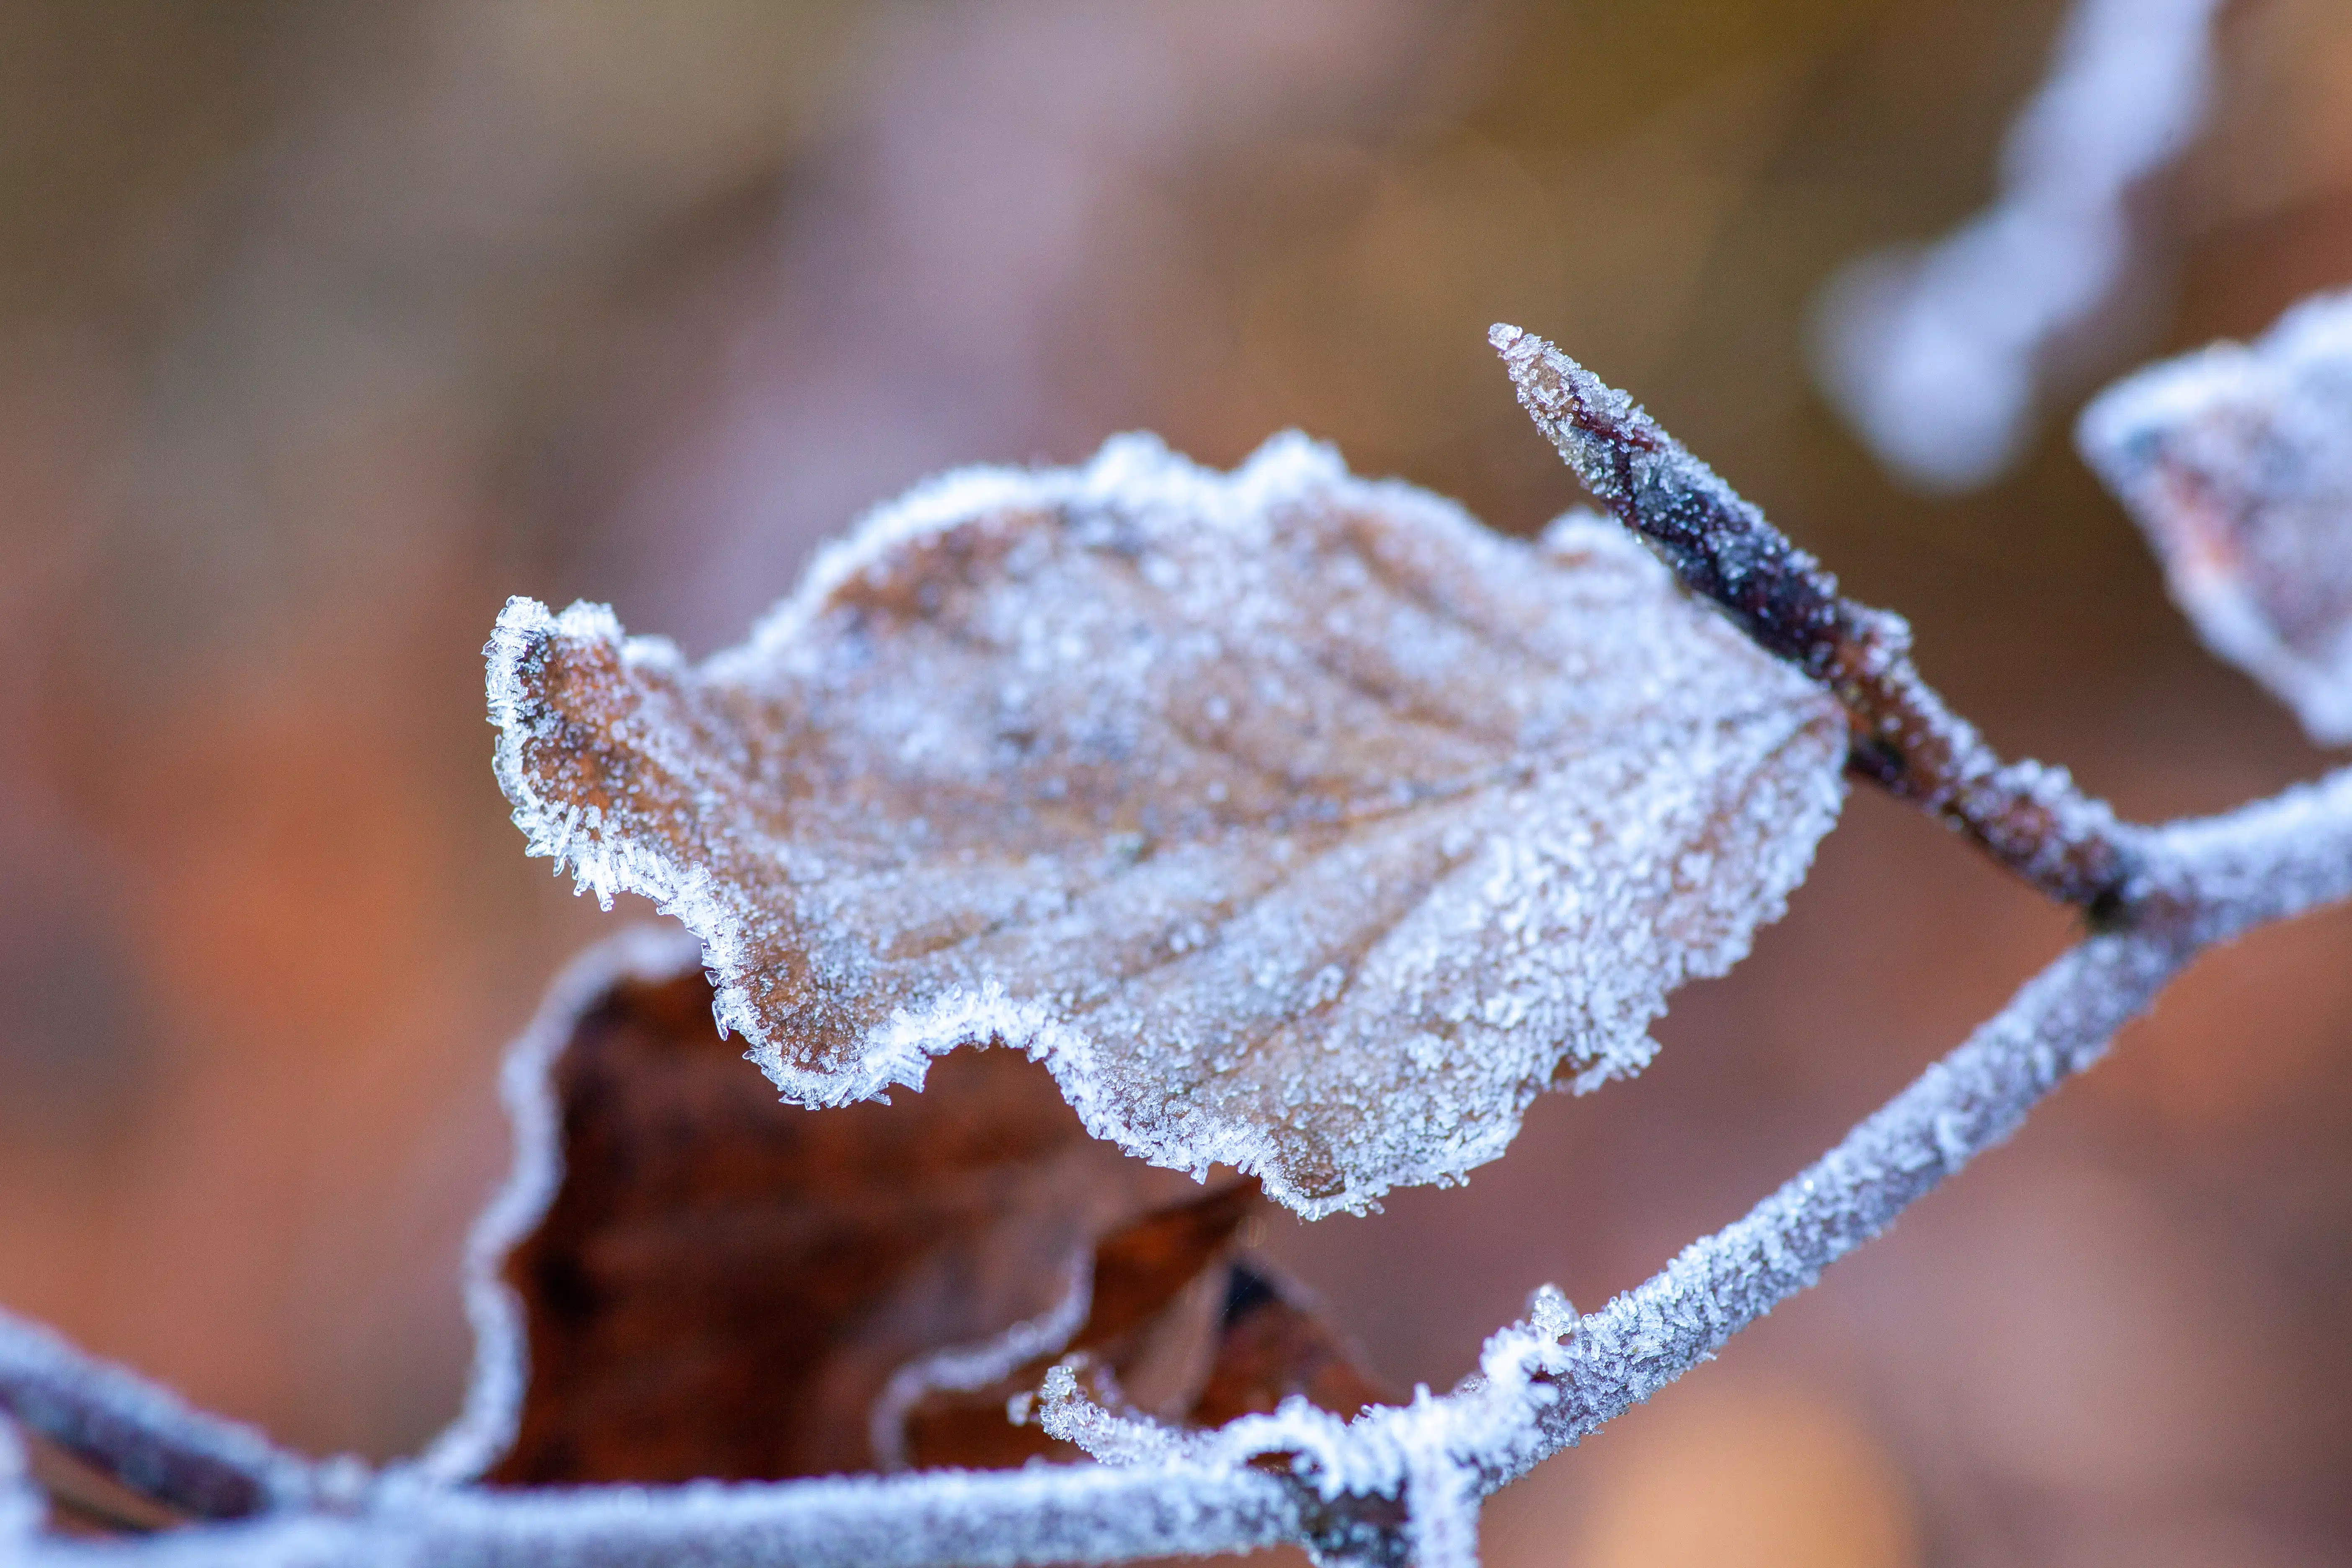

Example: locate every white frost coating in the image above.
[487,431,1849,1216]
[405,926,704,1488]
[2146,762,2352,944]
[2079,289,2352,744]
[869,1251,1095,1473]
[1815,0,2224,490]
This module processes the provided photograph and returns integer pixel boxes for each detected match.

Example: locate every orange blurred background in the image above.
[3,3,2349,1564]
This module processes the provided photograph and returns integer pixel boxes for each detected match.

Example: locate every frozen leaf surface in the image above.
[487,433,1847,1216]
[2080,289,2352,743]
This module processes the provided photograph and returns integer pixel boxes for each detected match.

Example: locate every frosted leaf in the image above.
[2079,288,2352,744]
[487,432,1847,1216]
[418,930,1386,1488]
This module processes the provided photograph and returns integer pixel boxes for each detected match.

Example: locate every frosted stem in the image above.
[1477,762,2352,1479]
[1502,930,2182,1472]
[0,1308,320,1522]
[1,1459,1304,1568]
[1493,323,2139,910]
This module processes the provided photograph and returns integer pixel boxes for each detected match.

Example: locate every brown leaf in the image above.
[459,933,1382,1485]
[476,935,1204,1485]
[890,1187,1391,1472]
[2080,287,2352,744]
[1186,1265,1391,1433]
[487,434,1846,1215]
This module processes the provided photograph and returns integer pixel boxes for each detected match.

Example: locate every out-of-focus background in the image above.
[2,2,2349,1563]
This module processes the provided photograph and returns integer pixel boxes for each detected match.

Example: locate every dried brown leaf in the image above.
[487,435,1846,1215]
[445,934,1385,1484]
[467,934,1200,1485]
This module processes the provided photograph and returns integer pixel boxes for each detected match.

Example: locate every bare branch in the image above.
[3,1457,1304,1568]
[1492,323,2140,910]
[0,1307,320,1523]
[1472,760,2352,1477]
[1502,929,2184,1473]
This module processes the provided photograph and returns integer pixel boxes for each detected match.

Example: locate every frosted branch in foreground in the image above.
[1493,323,2135,909]
[2079,288,2352,745]
[0,1307,322,1524]
[1813,0,2224,490]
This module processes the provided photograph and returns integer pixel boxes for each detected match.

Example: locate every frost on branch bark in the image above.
[486,433,1847,1217]
[2079,287,2352,745]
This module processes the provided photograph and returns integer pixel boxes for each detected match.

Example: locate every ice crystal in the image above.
[2079,288,2352,744]
[487,433,1846,1216]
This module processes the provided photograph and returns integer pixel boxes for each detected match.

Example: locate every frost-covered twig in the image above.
[2138,763,2352,941]
[1812,0,2226,490]
[1494,760,2352,1469]
[1493,324,2136,908]
[0,1418,39,1544]
[8,765,2347,1567]
[1514,930,2183,1467]
[0,1307,320,1523]
[0,1455,1303,1568]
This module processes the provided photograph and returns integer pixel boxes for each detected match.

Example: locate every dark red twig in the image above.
[1492,323,2139,911]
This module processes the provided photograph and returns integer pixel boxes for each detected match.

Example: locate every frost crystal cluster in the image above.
[487,433,1846,1215]
[2080,288,2352,745]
